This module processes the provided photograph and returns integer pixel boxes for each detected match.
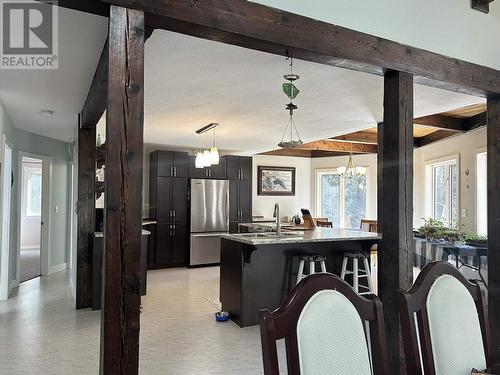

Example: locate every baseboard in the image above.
[49,263,68,274]
[8,279,19,295]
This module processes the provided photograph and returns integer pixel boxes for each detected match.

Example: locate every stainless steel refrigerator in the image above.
[190,179,229,266]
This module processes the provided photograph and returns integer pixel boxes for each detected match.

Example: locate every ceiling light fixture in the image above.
[278,55,303,149]
[337,152,366,180]
[195,123,220,168]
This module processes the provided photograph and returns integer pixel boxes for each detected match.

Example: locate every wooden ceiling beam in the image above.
[471,0,495,13]
[414,129,458,147]
[299,139,378,153]
[260,149,312,158]
[80,28,154,129]
[464,111,487,131]
[331,131,378,144]
[35,0,109,17]
[413,114,466,132]
[100,0,500,97]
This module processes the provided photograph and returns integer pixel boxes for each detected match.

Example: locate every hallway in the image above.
[0,267,285,374]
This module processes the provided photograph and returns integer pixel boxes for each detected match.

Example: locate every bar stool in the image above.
[340,252,374,295]
[296,254,327,285]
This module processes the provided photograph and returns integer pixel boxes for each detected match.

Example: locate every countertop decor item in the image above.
[278,55,303,149]
[257,166,295,196]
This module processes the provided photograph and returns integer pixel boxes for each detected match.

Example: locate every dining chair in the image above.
[316,220,333,228]
[259,273,389,375]
[399,261,493,375]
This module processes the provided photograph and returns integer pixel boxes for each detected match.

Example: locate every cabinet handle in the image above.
[239,169,242,179]
[174,166,177,177]
[172,224,176,237]
[173,210,176,221]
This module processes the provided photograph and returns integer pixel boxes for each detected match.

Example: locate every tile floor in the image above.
[0,266,287,374]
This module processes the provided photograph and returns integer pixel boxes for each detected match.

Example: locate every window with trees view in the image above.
[317,171,367,229]
[430,159,458,226]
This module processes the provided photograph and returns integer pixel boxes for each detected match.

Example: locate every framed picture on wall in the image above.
[257,166,296,196]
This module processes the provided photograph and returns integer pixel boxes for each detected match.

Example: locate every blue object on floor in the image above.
[215,311,229,322]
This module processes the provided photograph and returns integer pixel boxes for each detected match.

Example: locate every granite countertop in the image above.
[95,229,151,238]
[220,227,381,245]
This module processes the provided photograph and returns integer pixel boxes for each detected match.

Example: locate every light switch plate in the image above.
[461,208,467,218]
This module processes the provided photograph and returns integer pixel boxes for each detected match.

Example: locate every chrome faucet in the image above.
[273,203,282,236]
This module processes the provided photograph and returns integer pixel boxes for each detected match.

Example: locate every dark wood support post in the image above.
[487,96,500,362]
[100,5,144,375]
[76,117,96,309]
[378,70,414,374]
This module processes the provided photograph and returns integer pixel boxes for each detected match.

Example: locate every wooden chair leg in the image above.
[353,257,359,293]
[296,259,304,285]
[340,256,348,279]
[363,256,374,293]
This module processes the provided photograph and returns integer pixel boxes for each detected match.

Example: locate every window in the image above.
[26,170,42,217]
[426,158,458,226]
[477,151,487,236]
[317,170,367,229]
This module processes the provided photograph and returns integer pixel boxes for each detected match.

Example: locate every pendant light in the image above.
[278,55,303,149]
[194,123,220,168]
[338,152,366,180]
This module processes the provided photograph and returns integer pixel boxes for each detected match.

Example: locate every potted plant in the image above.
[465,234,488,248]
[418,218,447,241]
[441,229,466,246]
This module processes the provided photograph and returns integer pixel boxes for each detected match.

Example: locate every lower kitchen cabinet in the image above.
[153,223,188,268]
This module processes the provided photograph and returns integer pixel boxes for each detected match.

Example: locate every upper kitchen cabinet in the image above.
[226,156,252,180]
[188,155,227,179]
[150,150,189,178]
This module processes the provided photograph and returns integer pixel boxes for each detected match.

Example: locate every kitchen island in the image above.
[219,228,380,327]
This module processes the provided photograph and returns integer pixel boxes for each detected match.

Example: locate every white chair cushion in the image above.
[426,274,486,375]
[296,290,372,375]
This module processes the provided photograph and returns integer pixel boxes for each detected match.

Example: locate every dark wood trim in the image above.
[487,96,500,363]
[101,0,500,96]
[471,0,494,13]
[414,129,458,147]
[76,120,96,309]
[100,6,144,375]
[259,273,390,375]
[379,70,414,373]
[399,261,493,374]
[257,166,295,196]
[464,111,487,131]
[310,150,350,158]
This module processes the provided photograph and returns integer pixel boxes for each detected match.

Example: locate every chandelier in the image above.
[278,56,303,149]
[337,153,366,180]
[195,123,220,168]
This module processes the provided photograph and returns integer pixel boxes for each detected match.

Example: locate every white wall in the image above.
[253,0,500,70]
[252,155,312,220]
[0,98,72,291]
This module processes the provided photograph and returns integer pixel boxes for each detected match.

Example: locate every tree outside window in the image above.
[431,160,457,226]
[318,171,367,229]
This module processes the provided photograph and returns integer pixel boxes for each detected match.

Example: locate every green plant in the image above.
[418,218,447,240]
[441,229,465,243]
[465,234,488,246]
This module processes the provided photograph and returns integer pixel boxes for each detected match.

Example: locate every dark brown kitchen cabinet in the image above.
[188,155,227,179]
[150,150,188,178]
[226,156,252,180]
[152,177,188,223]
[229,179,252,223]
[155,223,188,267]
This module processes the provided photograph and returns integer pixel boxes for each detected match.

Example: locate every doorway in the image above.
[19,157,43,283]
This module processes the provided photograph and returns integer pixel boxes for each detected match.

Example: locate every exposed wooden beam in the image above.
[299,139,378,153]
[35,0,109,17]
[487,96,500,362]
[81,39,109,129]
[260,149,312,158]
[100,0,500,97]
[100,5,144,374]
[331,131,378,144]
[80,28,154,129]
[379,71,414,373]
[76,116,96,309]
[311,150,350,158]
[414,129,458,147]
[464,111,487,131]
[413,114,466,132]
[471,0,494,13]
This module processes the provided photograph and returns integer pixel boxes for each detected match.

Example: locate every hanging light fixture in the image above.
[194,123,220,168]
[338,152,366,180]
[278,55,303,149]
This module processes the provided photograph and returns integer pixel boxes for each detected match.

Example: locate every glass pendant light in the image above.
[278,56,303,149]
[338,152,366,180]
[209,128,219,165]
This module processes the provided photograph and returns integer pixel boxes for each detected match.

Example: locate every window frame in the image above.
[424,154,460,227]
[315,168,369,229]
[476,148,487,236]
